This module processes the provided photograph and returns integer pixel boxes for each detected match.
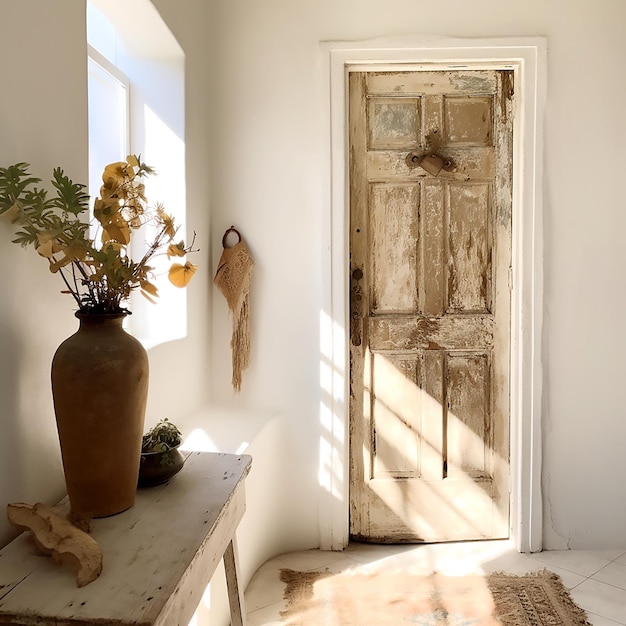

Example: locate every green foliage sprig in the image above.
[141,418,183,453]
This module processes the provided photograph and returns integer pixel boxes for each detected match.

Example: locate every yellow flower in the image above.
[156,204,177,238]
[134,182,146,201]
[167,241,186,258]
[101,161,129,189]
[36,239,61,258]
[1,201,22,223]
[93,197,116,225]
[38,237,86,273]
[168,261,198,287]
[140,279,159,303]
[101,212,131,245]
[48,252,77,273]
[62,242,89,263]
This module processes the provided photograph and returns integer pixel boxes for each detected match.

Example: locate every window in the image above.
[87,0,187,348]
[87,48,129,242]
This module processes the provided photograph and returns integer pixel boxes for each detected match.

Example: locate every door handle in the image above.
[350,267,364,346]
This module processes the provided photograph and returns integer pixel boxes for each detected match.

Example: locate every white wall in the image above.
[0,0,88,546]
[0,0,624,564]
[206,0,626,551]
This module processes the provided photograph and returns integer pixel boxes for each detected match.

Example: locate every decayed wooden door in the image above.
[349,69,514,543]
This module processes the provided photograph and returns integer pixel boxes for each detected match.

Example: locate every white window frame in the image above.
[87,44,130,240]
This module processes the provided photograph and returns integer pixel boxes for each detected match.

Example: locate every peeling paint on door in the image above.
[349,69,513,543]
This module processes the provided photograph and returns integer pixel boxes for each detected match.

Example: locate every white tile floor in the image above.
[244,541,626,625]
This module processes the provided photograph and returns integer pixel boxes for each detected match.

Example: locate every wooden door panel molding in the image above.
[367,98,421,150]
[368,315,494,351]
[446,352,492,476]
[350,68,513,543]
[443,96,493,146]
[366,70,498,96]
[368,148,495,181]
[447,181,493,314]
[369,182,419,313]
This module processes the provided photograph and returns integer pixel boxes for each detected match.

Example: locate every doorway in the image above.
[348,68,513,542]
[319,38,545,552]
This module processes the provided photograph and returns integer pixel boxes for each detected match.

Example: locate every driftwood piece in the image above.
[6,502,102,587]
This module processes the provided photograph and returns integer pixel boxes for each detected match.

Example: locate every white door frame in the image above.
[318,36,546,553]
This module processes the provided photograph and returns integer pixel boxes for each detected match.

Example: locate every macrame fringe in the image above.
[230,294,251,391]
[214,239,254,392]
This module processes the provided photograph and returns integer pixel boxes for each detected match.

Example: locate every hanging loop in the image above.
[222,225,242,248]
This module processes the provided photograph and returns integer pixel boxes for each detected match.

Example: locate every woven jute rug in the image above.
[279,568,592,625]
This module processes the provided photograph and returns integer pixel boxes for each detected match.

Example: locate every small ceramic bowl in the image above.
[138,446,185,487]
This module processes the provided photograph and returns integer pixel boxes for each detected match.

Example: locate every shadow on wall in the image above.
[0,299,66,548]
[0,318,27,546]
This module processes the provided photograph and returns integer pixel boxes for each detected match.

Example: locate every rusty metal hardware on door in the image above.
[405,152,455,176]
[350,267,364,346]
[405,130,455,176]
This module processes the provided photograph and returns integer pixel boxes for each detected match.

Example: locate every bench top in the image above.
[0,451,252,626]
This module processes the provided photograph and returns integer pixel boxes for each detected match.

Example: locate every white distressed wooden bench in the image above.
[0,451,252,626]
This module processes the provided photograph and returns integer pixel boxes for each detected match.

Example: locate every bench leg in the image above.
[224,537,246,626]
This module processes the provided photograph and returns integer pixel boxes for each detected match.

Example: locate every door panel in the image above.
[370,183,419,313]
[349,69,513,543]
[447,182,492,313]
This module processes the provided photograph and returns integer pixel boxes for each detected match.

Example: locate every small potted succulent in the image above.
[138,419,185,487]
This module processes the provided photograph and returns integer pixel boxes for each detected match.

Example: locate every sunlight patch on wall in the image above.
[318,309,346,503]
[183,428,250,456]
[131,104,187,348]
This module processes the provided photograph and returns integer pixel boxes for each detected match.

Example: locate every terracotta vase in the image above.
[51,312,149,517]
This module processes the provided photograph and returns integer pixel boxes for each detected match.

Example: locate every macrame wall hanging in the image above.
[214,226,255,392]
